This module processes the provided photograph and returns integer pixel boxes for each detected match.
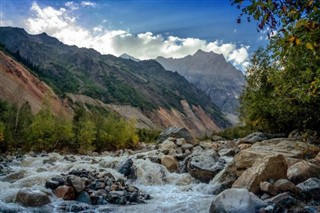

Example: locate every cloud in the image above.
[24,2,250,70]
[0,11,13,27]
[81,1,96,7]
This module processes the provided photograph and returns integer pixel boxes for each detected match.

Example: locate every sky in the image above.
[0,0,269,71]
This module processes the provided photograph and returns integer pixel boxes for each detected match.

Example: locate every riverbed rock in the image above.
[187,154,225,183]
[161,155,179,172]
[175,138,186,146]
[287,160,320,184]
[266,192,296,209]
[55,185,76,200]
[260,181,277,196]
[232,154,288,193]
[274,179,297,193]
[296,178,320,201]
[67,175,85,193]
[158,127,197,145]
[117,158,136,179]
[76,191,92,205]
[209,188,265,213]
[181,143,193,152]
[15,187,51,207]
[158,139,176,153]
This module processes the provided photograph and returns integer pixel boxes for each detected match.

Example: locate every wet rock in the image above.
[181,143,194,152]
[187,154,225,183]
[67,175,85,193]
[161,155,179,172]
[232,154,288,193]
[64,155,76,162]
[55,185,76,200]
[76,191,92,205]
[287,160,320,184]
[57,201,93,212]
[274,179,297,193]
[158,127,197,145]
[296,178,320,201]
[117,158,136,179]
[106,191,127,205]
[15,187,51,207]
[3,170,26,183]
[266,192,296,208]
[45,180,61,190]
[210,188,263,213]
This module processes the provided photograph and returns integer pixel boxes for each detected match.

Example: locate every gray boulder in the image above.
[296,178,320,201]
[187,154,225,183]
[158,127,197,145]
[210,188,265,213]
[15,187,51,207]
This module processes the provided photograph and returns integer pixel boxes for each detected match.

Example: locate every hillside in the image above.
[0,27,230,135]
[156,50,246,123]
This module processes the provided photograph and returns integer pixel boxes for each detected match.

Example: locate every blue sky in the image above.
[0,0,268,70]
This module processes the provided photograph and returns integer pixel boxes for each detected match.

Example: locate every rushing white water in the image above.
[0,151,221,212]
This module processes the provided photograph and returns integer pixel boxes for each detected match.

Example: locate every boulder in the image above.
[274,179,297,193]
[67,175,85,193]
[209,188,265,213]
[15,187,51,207]
[159,140,177,154]
[76,191,92,205]
[175,138,186,146]
[231,139,320,179]
[238,132,270,144]
[117,158,136,179]
[232,154,288,193]
[55,185,76,200]
[187,154,225,183]
[266,192,296,209]
[161,155,179,172]
[158,127,197,145]
[287,160,320,184]
[211,135,224,141]
[260,181,277,196]
[181,143,194,152]
[296,178,320,201]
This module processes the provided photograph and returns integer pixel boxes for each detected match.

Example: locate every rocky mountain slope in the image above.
[0,49,70,116]
[156,50,246,123]
[0,27,229,135]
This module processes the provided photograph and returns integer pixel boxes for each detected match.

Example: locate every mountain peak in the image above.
[119,53,140,62]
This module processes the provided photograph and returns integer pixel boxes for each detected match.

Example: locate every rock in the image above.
[209,188,264,213]
[266,192,296,208]
[239,132,270,144]
[274,179,297,193]
[218,148,237,157]
[117,158,135,179]
[187,154,225,183]
[15,187,51,207]
[176,147,183,154]
[287,160,320,184]
[181,143,194,152]
[168,148,176,156]
[45,180,61,190]
[232,154,288,193]
[106,191,127,205]
[211,135,224,141]
[55,185,76,200]
[161,155,179,172]
[175,138,186,146]
[3,170,26,183]
[296,178,320,201]
[67,175,85,193]
[231,138,319,180]
[158,127,197,145]
[76,191,92,205]
[159,140,177,154]
[238,143,251,150]
[260,181,277,196]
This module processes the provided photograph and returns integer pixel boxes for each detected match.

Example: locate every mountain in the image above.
[0,48,70,116]
[0,27,230,135]
[120,53,140,62]
[156,49,246,123]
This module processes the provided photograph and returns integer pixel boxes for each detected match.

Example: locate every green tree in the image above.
[233,0,320,132]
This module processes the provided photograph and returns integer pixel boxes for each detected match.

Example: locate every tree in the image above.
[233,0,320,132]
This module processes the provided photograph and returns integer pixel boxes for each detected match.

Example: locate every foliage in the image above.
[94,113,139,151]
[216,125,254,140]
[137,128,161,143]
[233,0,320,133]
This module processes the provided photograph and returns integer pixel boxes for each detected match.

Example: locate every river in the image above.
[0,150,224,212]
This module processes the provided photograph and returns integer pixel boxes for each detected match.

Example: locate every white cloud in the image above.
[81,1,96,7]
[0,11,13,27]
[24,2,250,70]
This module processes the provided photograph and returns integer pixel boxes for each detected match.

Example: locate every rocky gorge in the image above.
[1,129,320,213]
